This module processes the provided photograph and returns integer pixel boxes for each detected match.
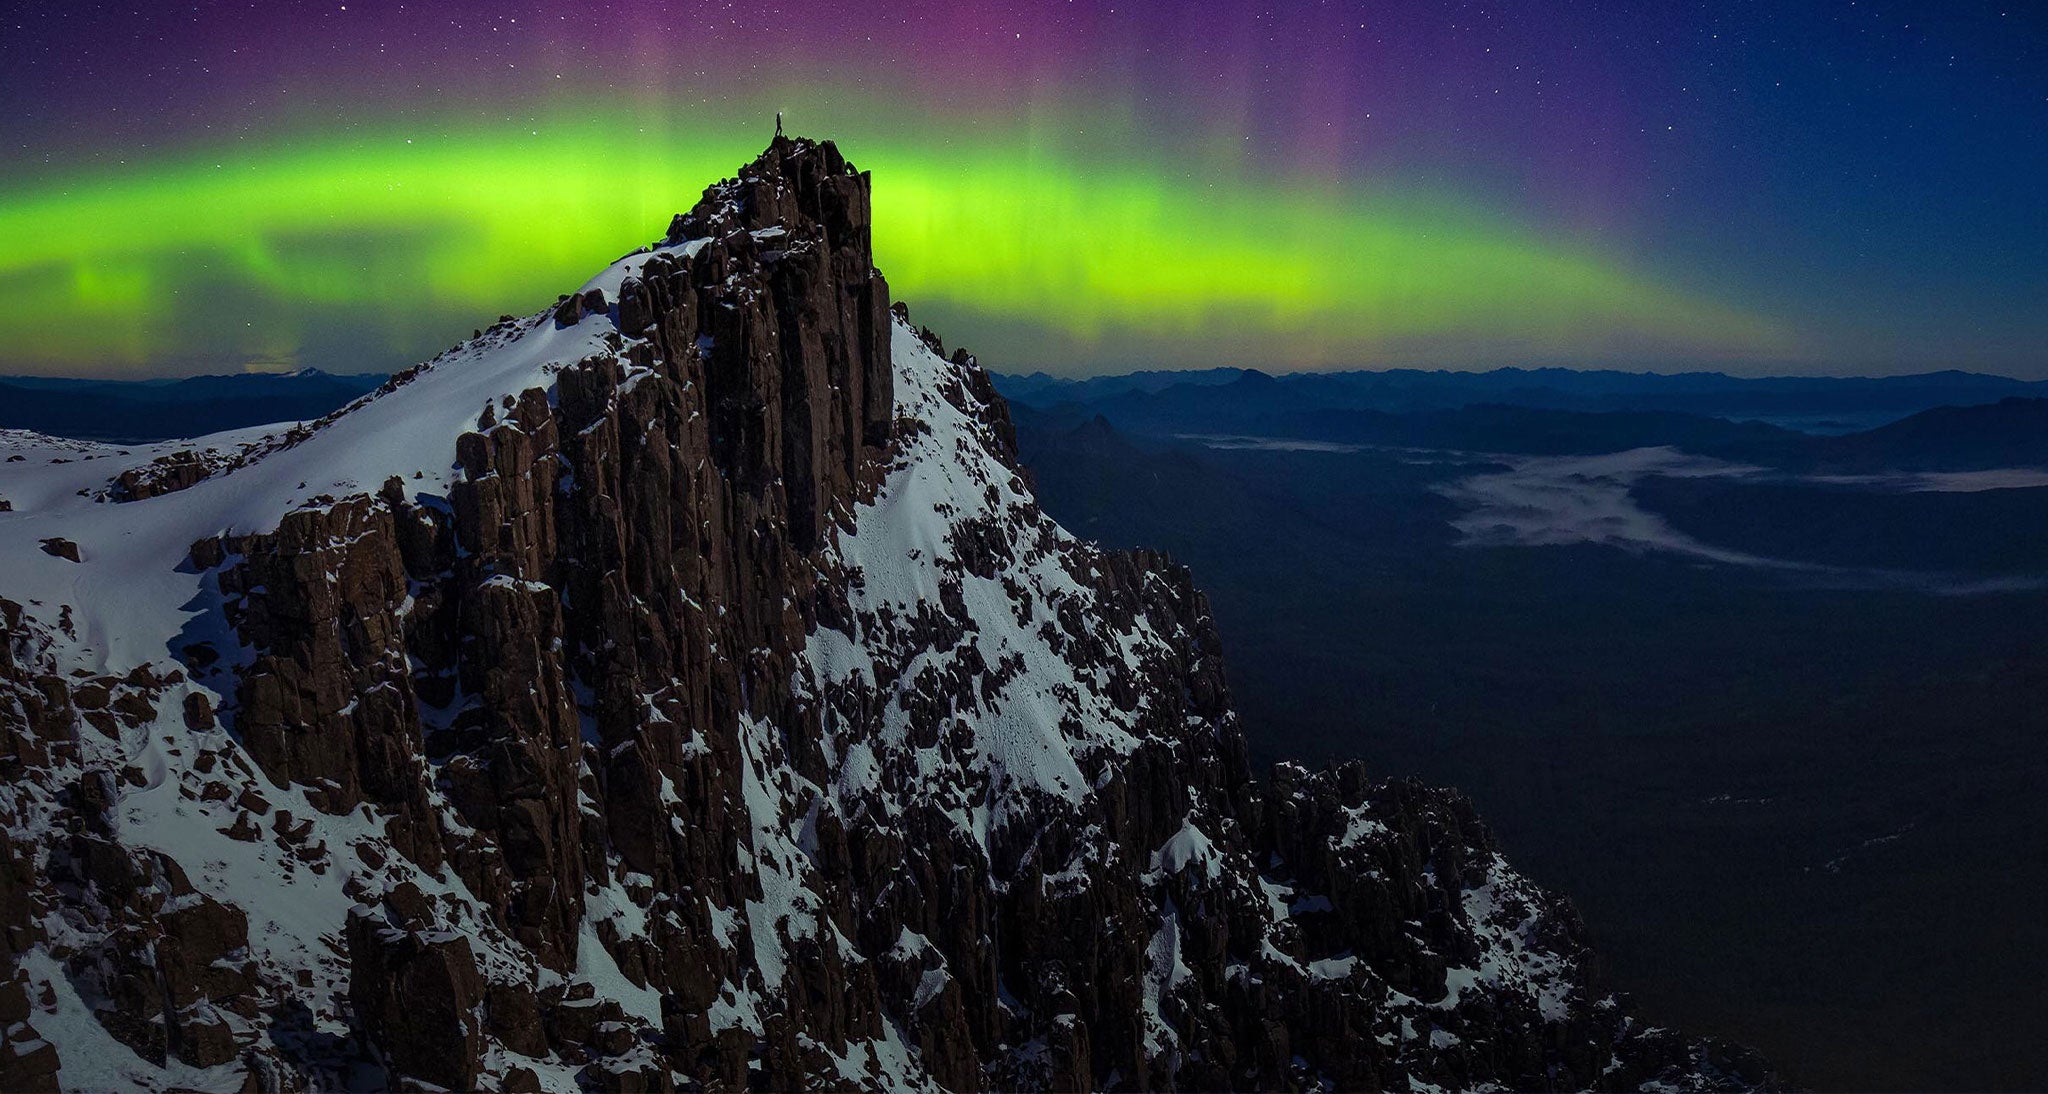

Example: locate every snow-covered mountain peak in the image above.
[0,137,1773,1092]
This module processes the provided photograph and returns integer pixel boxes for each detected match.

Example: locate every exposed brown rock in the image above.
[346,904,484,1091]
[113,450,215,501]
[0,1023,59,1094]
[487,981,549,1058]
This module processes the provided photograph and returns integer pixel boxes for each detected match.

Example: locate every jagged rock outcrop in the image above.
[347,896,487,1090]
[0,137,1774,1091]
[112,450,217,501]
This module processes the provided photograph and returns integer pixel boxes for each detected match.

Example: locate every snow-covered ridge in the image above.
[0,237,709,670]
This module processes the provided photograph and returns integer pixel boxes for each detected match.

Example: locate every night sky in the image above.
[1,1,2043,378]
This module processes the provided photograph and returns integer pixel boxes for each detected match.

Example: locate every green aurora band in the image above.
[0,113,1791,377]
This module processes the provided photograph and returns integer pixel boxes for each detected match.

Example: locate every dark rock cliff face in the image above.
[0,138,1772,1091]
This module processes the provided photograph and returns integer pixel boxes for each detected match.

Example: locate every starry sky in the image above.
[1,0,2043,379]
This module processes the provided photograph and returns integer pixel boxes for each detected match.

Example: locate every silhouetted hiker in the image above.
[776,111,784,138]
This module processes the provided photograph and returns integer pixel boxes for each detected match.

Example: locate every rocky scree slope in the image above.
[0,137,1771,1092]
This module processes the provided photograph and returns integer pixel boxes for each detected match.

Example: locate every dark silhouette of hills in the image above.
[1815,397,2048,471]
[0,370,386,441]
[1002,366,2048,474]
[1001,365,2048,431]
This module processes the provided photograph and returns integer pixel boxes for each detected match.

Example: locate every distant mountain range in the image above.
[999,367,2048,474]
[11,360,2039,452]
[999,365,2048,433]
[0,369,387,441]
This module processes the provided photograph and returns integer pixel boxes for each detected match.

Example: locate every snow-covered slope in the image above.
[0,137,1771,1092]
[0,235,714,668]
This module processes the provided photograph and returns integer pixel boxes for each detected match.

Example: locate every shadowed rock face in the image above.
[0,138,1774,1091]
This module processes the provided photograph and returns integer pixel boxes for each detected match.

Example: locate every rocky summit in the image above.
[0,137,1773,1092]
